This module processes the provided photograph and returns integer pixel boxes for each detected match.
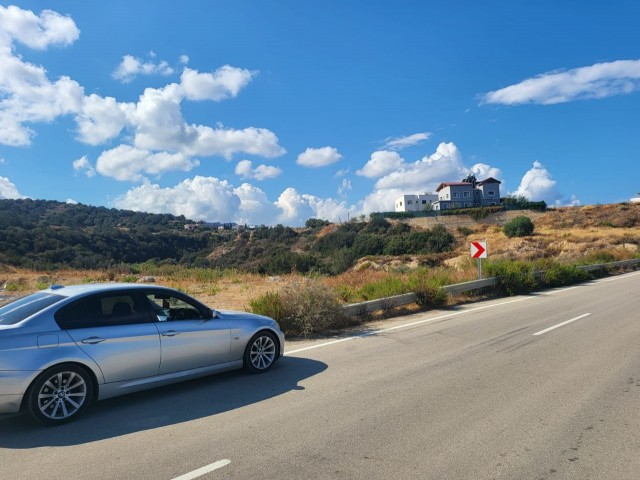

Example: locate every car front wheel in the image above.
[244,331,278,374]
[26,364,93,426]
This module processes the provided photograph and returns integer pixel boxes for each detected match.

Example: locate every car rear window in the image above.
[0,293,65,325]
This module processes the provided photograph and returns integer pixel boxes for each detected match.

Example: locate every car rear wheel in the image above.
[244,331,278,374]
[26,364,93,426]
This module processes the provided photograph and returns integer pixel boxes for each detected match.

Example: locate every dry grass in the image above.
[1,203,639,310]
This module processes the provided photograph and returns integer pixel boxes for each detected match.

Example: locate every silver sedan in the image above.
[0,283,284,425]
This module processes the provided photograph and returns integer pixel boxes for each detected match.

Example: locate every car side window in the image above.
[55,293,148,330]
[146,293,204,322]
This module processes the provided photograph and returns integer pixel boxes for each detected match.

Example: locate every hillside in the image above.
[1,202,639,311]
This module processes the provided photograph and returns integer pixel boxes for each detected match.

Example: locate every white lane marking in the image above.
[171,460,231,480]
[601,271,640,282]
[533,313,591,336]
[286,297,531,355]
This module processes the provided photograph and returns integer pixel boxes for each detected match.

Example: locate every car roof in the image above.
[41,283,176,299]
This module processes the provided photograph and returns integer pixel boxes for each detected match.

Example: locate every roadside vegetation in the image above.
[1,200,639,337]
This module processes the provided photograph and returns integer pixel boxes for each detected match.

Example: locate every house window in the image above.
[407,200,412,205]
[463,191,470,197]
[421,200,427,204]
[489,202,496,206]
[446,193,450,199]
[453,192,460,198]
[487,190,495,196]
[453,202,460,208]
[399,201,403,206]
[465,203,471,207]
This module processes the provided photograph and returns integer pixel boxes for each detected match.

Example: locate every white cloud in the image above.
[180,66,255,101]
[179,55,189,65]
[356,150,405,178]
[275,187,354,225]
[96,145,199,181]
[374,142,467,191]
[297,146,342,168]
[75,94,130,145]
[112,54,174,83]
[0,176,25,199]
[338,178,352,198]
[334,168,350,178]
[65,198,78,205]
[235,159,282,180]
[114,176,242,222]
[0,5,80,50]
[483,59,640,105]
[383,131,431,150]
[115,176,356,226]
[0,6,284,174]
[361,188,405,213]
[510,161,561,203]
[72,155,96,177]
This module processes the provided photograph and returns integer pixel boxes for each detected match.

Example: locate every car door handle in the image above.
[161,330,180,337]
[80,337,105,345]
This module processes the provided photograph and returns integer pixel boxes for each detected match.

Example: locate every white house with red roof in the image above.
[395,175,501,212]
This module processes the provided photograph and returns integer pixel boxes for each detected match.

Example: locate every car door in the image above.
[56,291,161,383]
[145,290,231,375]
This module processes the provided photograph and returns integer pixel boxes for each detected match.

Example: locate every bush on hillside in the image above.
[503,216,535,237]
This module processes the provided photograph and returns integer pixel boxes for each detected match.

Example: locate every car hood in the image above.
[216,310,274,323]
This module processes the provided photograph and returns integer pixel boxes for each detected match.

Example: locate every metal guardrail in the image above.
[577,258,640,272]
[343,258,640,315]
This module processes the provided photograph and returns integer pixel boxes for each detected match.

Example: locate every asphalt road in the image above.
[1,271,639,479]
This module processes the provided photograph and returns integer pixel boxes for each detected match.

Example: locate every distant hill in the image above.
[0,199,456,273]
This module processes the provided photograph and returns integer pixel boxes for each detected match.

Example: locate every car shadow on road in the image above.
[0,356,326,447]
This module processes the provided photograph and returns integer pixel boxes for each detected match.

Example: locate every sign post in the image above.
[470,240,487,279]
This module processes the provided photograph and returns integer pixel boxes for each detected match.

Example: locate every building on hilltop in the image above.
[395,174,501,212]
[394,193,439,212]
[631,193,640,203]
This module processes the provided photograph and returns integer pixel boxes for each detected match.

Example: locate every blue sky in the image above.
[0,1,639,225]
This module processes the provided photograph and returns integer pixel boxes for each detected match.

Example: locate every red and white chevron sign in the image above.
[470,241,487,259]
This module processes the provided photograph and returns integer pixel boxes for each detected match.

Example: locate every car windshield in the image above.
[0,292,65,325]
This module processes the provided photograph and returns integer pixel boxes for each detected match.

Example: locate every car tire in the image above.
[26,364,93,426]
[244,331,278,374]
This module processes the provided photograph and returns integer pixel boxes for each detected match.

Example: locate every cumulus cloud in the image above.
[510,161,563,203]
[0,176,25,199]
[235,159,282,180]
[65,198,78,204]
[383,131,432,150]
[275,188,355,225]
[72,155,96,177]
[0,5,285,179]
[115,176,356,226]
[483,59,640,105]
[180,66,255,101]
[356,150,405,178]
[96,145,199,181]
[112,54,174,83]
[0,5,79,50]
[297,146,342,168]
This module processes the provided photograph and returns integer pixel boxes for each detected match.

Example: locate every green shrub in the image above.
[414,285,448,308]
[248,291,288,322]
[542,263,591,288]
[503,216,535,237]
[485,260,539,295]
